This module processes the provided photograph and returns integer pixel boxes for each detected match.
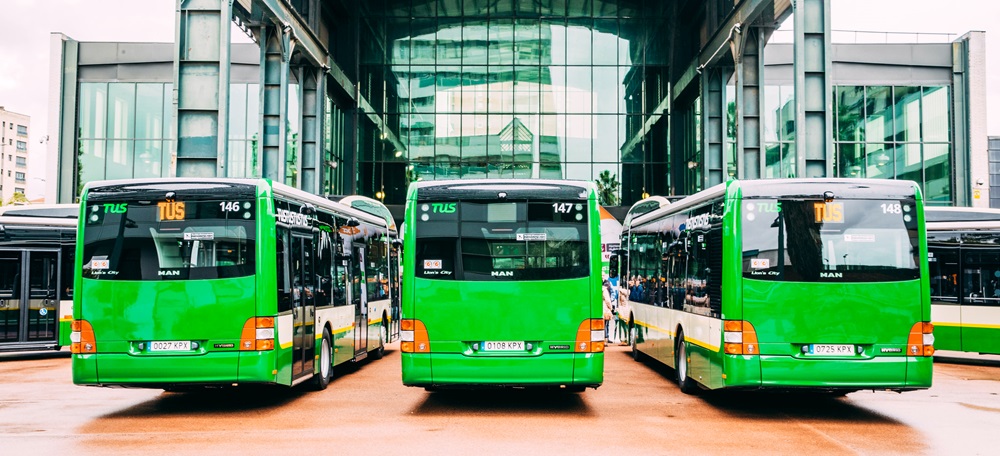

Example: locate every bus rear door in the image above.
[352,245,368,358]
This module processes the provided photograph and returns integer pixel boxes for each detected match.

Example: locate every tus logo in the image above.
[430,203,456,214]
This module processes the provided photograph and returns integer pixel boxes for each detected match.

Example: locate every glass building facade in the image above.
[358,1,672,204]
[56,6,980,208]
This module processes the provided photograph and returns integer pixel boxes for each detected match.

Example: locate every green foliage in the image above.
[595,170,620,206]
[5,192,29,206]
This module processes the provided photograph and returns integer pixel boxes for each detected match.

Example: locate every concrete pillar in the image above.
[260,24,290,182]
[734,26,765,180]
[701,67,728,187]
[793,0,833,178]
[173,0,231,177]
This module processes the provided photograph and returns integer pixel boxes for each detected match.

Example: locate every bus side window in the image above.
[276,227,291,312]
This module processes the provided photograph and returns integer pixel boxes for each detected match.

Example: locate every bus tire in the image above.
[630,322,641,361]
[372,319,386,360]
[675,331,697,395]
[381,312,389,344]
[312,329,333,390]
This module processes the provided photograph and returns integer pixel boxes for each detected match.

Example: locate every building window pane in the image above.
[135,84,164,140]
[893,86,921,142]
[924,143,951,202]
[105,140,133,180]
[79,139,107,182]
[78,83,107,139]
[107,83,136,140]
[134,140,163,178]
[923,86,950,143]
[865,86,893,143]
[836,86,865,142]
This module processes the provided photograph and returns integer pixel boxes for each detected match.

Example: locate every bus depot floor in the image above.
[1,344,998,455]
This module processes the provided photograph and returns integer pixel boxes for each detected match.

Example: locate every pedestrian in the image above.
[602,279,614,343]
[617,283,629,344]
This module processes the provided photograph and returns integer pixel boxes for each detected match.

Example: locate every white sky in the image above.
[0,0,997,200]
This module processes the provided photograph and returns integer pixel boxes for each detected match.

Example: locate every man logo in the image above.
[820,272,843,278]
[491,271,513,277]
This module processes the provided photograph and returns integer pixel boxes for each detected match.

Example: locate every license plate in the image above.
[809,344,855,356]
[482,341,524,351]
[149,340,191,352]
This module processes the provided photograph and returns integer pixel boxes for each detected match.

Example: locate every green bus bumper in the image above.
[402,353,603,388]
[724,355,932,390]
[72,351,280,387]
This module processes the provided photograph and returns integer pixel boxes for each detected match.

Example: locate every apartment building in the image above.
[0,106,30,204]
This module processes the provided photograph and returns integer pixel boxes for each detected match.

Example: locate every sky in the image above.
[0,0,997,201]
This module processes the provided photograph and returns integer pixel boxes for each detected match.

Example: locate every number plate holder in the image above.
[482,341,525,351]
[149,340,192,352]
[808,344,855,356]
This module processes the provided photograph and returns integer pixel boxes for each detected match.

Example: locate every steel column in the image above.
[701,68,727,187]
[259,24,290,182]
[793,0,833,178]
[734,26,764,180]
[301,67,324,194]
[173,0,232,177]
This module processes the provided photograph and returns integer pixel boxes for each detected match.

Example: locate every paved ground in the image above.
[1,344,998,455]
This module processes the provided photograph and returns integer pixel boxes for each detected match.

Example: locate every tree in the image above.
[595,170,620,206]
[5,192,29,206]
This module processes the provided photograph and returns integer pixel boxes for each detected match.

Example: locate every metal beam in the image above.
[793,0,833,178]
[674,0,773,102]
[702,68,727,187]
[734,26,765,180]
[173,0,232,177]
[54,35,79,203]
[301,67,323,193]
[259,24,289,182]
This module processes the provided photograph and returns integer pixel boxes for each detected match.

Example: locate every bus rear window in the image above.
[415,201,589,281]
[82,200,256,280]
[741,198,919,282]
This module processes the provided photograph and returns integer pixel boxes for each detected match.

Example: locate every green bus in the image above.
[0,205,77,352]
[401,179,605,390]
[616,178,933,394]
[72,178,397,390]
[925,206,1000,355]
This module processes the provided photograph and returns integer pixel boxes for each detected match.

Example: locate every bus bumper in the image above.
[72,351,280,387]
[402,353,603,388]
[725,355,932,390]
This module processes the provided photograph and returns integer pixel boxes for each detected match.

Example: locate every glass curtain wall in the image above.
[77,82,173,193]
[834,85,952,203]
[77,82,263,197]
[364,0,667,205]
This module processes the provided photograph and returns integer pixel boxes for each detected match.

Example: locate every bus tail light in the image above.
[240,317,275,351]
[401,319,430,353]
[70,319,96,354]
[723,320,759,355]
[575,319,605,353]
[907,322,934,356]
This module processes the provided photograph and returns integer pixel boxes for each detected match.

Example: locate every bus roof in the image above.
[0,204,78,228]
[83,178,393,231]
[629,178,920,228]
[409,179,595,201]
[925,206,1000,223]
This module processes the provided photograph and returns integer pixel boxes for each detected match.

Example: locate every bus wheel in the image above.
[372,319,386,360]
[312,329,333,390]
[630,324,641,361]
[675,331,696,395]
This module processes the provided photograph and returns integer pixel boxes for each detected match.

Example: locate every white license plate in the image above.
[809,344,855,356]
[149,340,191,352]
[482,341,525,351]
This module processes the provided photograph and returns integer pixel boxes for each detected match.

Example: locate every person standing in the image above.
[602,279,614,343]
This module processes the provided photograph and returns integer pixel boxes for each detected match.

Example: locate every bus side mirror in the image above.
[346,217,361,227]
[609,254,620,278]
